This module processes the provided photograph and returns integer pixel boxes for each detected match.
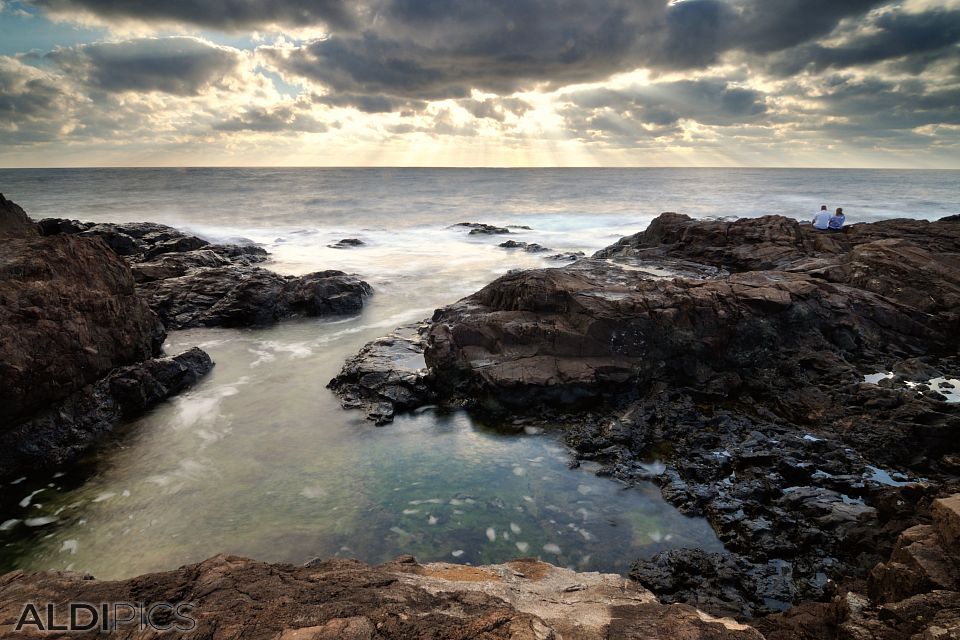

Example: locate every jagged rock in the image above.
[0,348,213,477]
[38,216,369,329]
[934,495,960,556]
[328,325,434,425]
[329,238,366,248]
[0,554,762,640]
[139,266,372,329]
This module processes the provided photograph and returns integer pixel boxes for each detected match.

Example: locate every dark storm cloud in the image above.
[812,75,960,131]
[261,0,900,103]
[259,0,650,101]
[31,0,358,30]
[562,79,768,129]
[768,8,960,76]
[47,37,243,96]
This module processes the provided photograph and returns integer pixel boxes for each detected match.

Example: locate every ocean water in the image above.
[0,168,956,580]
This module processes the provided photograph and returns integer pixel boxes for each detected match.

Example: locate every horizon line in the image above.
[1,165,959,171]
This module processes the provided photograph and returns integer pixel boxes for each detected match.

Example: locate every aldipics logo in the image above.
[15,602,197,632]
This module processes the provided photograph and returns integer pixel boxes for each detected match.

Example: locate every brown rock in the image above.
[0,194,38,238]
[0,234,164,428]
[0,555,762,640]
[934,495,960,557]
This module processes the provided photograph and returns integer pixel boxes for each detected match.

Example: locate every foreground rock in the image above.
[332,213,960,618]
[0,555,760,640]
[40,217,373,329]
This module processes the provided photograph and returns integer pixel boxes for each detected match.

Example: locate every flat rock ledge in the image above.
[0,555,759,640]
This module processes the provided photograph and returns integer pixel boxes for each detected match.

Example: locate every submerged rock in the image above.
[498,239,551,253]
[0,554,762,640]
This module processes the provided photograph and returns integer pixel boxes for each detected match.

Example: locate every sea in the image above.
[0,168,956,579]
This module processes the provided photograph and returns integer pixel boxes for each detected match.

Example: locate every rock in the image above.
[498,240,551,253]
[328,325,434,425]
[933,495,960,556]
[0,230,164,428]
[329,238,366,248]
[37,215,371,330]
[0,554,762,640]
[0,194,38,237]
[0,348,213,477]
[547,251,586,262]
[139,266,372,329]
[453,222,512,235]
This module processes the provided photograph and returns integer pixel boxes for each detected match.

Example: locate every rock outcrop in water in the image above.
[0,198,212,479]
[39,217,373,329]
[0,554,762,640]
[332,213,960,621]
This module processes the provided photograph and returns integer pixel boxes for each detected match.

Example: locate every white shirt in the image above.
[812,211,831,230]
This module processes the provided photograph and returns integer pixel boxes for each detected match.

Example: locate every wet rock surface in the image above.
[139,266,372,329]
[329,237,366,248]
[328,324,435,425]
[39,217,372,330]
[755,493,960,640]
[0,348,213,478]
[0,554,761,640]
[335,213,960,622]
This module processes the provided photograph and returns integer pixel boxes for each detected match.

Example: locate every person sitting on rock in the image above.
[829,207,846,231]
[812,205,832,230]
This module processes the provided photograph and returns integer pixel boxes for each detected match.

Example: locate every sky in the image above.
[1,0,959,167]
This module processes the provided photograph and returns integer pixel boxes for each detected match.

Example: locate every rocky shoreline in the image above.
[0,195,372,479]
[329,212,960,628]
[2,195,959,638]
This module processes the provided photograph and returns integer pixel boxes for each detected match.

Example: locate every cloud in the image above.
[0,56,73,143]
[31,0,357,31]
[559,78,769,146]
[767,7,960,76]
[46,36,244,96]
[214,99,328,132]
